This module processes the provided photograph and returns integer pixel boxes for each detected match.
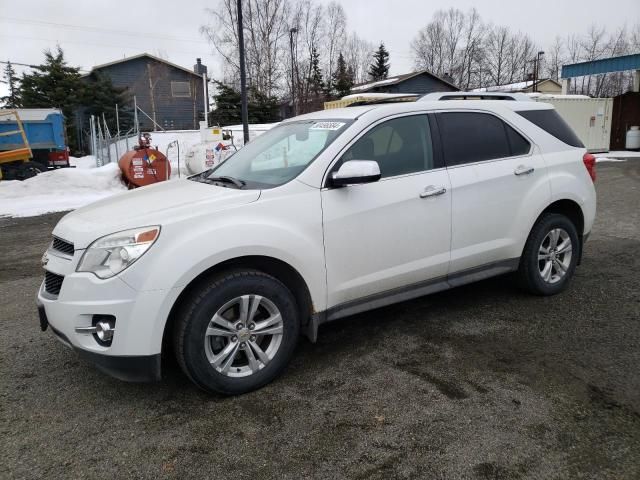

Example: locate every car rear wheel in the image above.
[517,213,580,295]
[173,270,299,395]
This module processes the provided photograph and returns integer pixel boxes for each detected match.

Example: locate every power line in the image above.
[0,60,38,68]
[0,32,210,59]
[0,16,209,45]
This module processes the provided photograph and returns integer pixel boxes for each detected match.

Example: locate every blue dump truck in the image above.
[0,108,69,180]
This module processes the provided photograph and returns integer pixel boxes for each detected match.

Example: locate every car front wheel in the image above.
[174,270,300,395]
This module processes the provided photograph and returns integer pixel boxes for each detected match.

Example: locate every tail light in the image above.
[583,153,596,182]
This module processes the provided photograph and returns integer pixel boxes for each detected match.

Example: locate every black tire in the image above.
[17,161,47,180]
[173,270,300,395]
[517,213,580,296]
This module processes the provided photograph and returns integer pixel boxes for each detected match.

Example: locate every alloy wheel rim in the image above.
[204,294,284,378]
[538,228,572,284]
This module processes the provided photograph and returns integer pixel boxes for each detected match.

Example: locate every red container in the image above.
[118,148,171,188]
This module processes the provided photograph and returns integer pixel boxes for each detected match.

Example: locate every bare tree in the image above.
[324,1,346,93]
[202,0,290,97]
[411,12,447,76]
[344,33,375,84]
[411,8,487,89]
[545,36,565,82]
[458,8,484,90]
[484,25,510,86]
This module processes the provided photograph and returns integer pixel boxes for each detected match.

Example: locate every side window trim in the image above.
[435,109,533,169]
[428,112,445,171]
[322,112,443,188]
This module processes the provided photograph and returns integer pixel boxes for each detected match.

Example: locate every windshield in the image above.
[201,120,351,188]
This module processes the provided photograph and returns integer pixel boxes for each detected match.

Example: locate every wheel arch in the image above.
[162,255,316,353]
[538,199,585,237]
[528,198,585,263]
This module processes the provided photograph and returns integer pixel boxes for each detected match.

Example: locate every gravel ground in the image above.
[1,162,639,479]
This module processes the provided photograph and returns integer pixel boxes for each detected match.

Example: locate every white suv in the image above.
[37,98,597,394]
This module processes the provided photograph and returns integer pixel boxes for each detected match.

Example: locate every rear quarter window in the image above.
[517,109,584,148]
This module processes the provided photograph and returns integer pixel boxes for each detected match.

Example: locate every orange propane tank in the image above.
[118,134,171,188]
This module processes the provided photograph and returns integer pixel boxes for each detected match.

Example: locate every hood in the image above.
[53,179,260,249]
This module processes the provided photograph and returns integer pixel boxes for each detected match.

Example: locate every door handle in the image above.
[420,185,447,198]
[514,165,535,176]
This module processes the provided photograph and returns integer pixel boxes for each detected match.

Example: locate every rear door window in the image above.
[517,109,584,147]
[437,112,512,166]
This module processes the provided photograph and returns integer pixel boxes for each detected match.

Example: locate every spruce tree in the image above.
[309,47,324,97]
[19,47,124,152]
[0,61,22,108]
[209,81,279,126]
[332,53,353,98]
[20,47,85,116]
[209,81,242,126]
[368,43,390,81]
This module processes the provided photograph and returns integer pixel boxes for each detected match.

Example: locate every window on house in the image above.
[171,81,191,98]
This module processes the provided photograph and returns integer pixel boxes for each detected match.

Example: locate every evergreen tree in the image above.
[368,43,390,81]
[0,61,22,108]
[308,47,324,97]
[19,47,124,152]
[332,53,353,98]
[20,47,85,116]
[209,81,242,126]
[248,87,279,123]
[82,71,130,131]
[209,81,279,126]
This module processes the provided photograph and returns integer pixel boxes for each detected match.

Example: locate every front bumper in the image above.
[37,247,181,383]
[37,301,162,382]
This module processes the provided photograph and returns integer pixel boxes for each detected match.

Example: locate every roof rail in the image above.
[420,92,533,102]
[346,95,420,107]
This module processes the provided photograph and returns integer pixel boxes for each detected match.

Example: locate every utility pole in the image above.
[534,51,545,92]
[237,0,249,144]
[289,27,298,117]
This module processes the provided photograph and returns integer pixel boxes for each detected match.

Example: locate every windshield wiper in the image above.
[207,175,246,189]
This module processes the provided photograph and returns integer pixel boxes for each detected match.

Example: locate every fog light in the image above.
[92,314,116,347]
[95,321,114,342]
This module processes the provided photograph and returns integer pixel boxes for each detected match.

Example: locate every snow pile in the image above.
[595,151,640,162]
[0,162,127,218]
[69,155,98,169]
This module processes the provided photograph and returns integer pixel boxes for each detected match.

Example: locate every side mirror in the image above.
[331,160,381,187]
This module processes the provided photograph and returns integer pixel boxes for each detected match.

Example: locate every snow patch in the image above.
[595,151,640,159]
[0,163,127,218]
[69,155,98,169]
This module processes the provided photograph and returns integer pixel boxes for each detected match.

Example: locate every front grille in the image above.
[52,237,74,256]
[44,271,64,296]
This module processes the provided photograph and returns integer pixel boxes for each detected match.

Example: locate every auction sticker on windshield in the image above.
[311,121,345,130]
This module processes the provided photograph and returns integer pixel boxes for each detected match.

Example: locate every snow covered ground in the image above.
[595,151,640,162]
[0,161,127,218]
[0,130,205,218]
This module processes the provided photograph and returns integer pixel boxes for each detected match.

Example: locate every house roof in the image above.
[472,78,561,93]
[85,53,203,78]
[351,70,459,93]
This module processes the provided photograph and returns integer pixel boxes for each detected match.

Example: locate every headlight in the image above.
[77,226,160,279]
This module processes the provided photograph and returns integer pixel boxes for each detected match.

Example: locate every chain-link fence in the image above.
[89,114,139,167]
